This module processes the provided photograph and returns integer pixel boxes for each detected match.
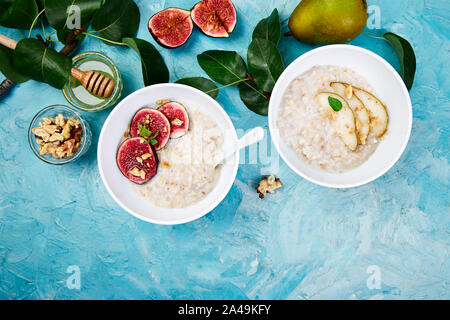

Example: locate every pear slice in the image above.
[330,82,370,145]
[315,92,357,151]
[331,82,388,137]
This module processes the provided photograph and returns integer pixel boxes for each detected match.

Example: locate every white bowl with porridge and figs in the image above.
[269,45,412,188]
[98,84,240,224]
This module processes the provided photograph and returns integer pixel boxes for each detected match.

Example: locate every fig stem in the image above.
[284,31,293,37]
[82,32,126,46]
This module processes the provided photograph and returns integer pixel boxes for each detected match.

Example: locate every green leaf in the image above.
[238,80,269,116]
[175,77,219,99]
[252,9,281,45]
[138,122,151,138]
[328,96,343,111]
[45,0,102,44]
[35,0,44,10]
[0,45,28,83]
[122,37,169,86]
[197,50,247,85]
[0,0,38,29]
[383,32,416,90]
[150,139,157,146]
[247,38,284,92]
[45,0,102,30]
[56,28,86,45]
[91,0,140,45]
[12,39,72,89]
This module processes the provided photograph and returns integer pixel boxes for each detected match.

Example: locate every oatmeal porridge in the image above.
[135,105,223,208]
[277,65,389,172]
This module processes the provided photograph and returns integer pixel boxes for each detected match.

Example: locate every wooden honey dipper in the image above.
[0,34,115,98]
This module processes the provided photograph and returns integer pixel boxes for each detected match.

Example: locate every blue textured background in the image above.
[0,0,448,299]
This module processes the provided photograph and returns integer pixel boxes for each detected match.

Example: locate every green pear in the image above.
[287,0,368,44]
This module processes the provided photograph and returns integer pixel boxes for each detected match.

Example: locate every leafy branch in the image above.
[176,9,284,116]
[363,31,416,90]
[0,0,169,96]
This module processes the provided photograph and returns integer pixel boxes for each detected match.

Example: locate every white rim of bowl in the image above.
[97,83,239,225]
[268,44,413,188]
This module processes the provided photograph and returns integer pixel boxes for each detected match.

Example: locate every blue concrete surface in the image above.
[0,0,448,299]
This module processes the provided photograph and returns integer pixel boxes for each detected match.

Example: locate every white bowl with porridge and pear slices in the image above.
[269,45,412,188]
[98,84,261,225]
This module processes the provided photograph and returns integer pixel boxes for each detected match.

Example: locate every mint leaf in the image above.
[150,130,159,139]
[138,121,151,138]
[150,139,157,146]
[328,96,343,111]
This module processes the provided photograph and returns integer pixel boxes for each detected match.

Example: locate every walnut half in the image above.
[256,175,282,199]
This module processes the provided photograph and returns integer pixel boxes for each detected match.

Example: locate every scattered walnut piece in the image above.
[32,113,82,159]
[48,133,65,142]
[35,137,44,146]
[256,175,282,199]
[61,123,72,140]
[55,114,65,127]
[161,161,170,168]
[39,142,54,156]
[156,99,170,105]
[71,127,83,142]
[32,128,50,142]
[129,167,146,179]
[66,117,80,128]
[41,117,52,125]
[141,153,152,160]
[171,118,183,126]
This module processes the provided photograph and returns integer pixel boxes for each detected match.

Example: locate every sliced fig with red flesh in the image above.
[130,108,171,150]
[191,0,237,38]
[148,8,193,48]
[117,137,158,185]
[158,102,190,139]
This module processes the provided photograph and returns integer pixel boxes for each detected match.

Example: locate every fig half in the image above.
[191,0,237,38]
[158,102,190,139]
[148,8,194,48]
[117,137,158,185]
[130,108,171,150]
